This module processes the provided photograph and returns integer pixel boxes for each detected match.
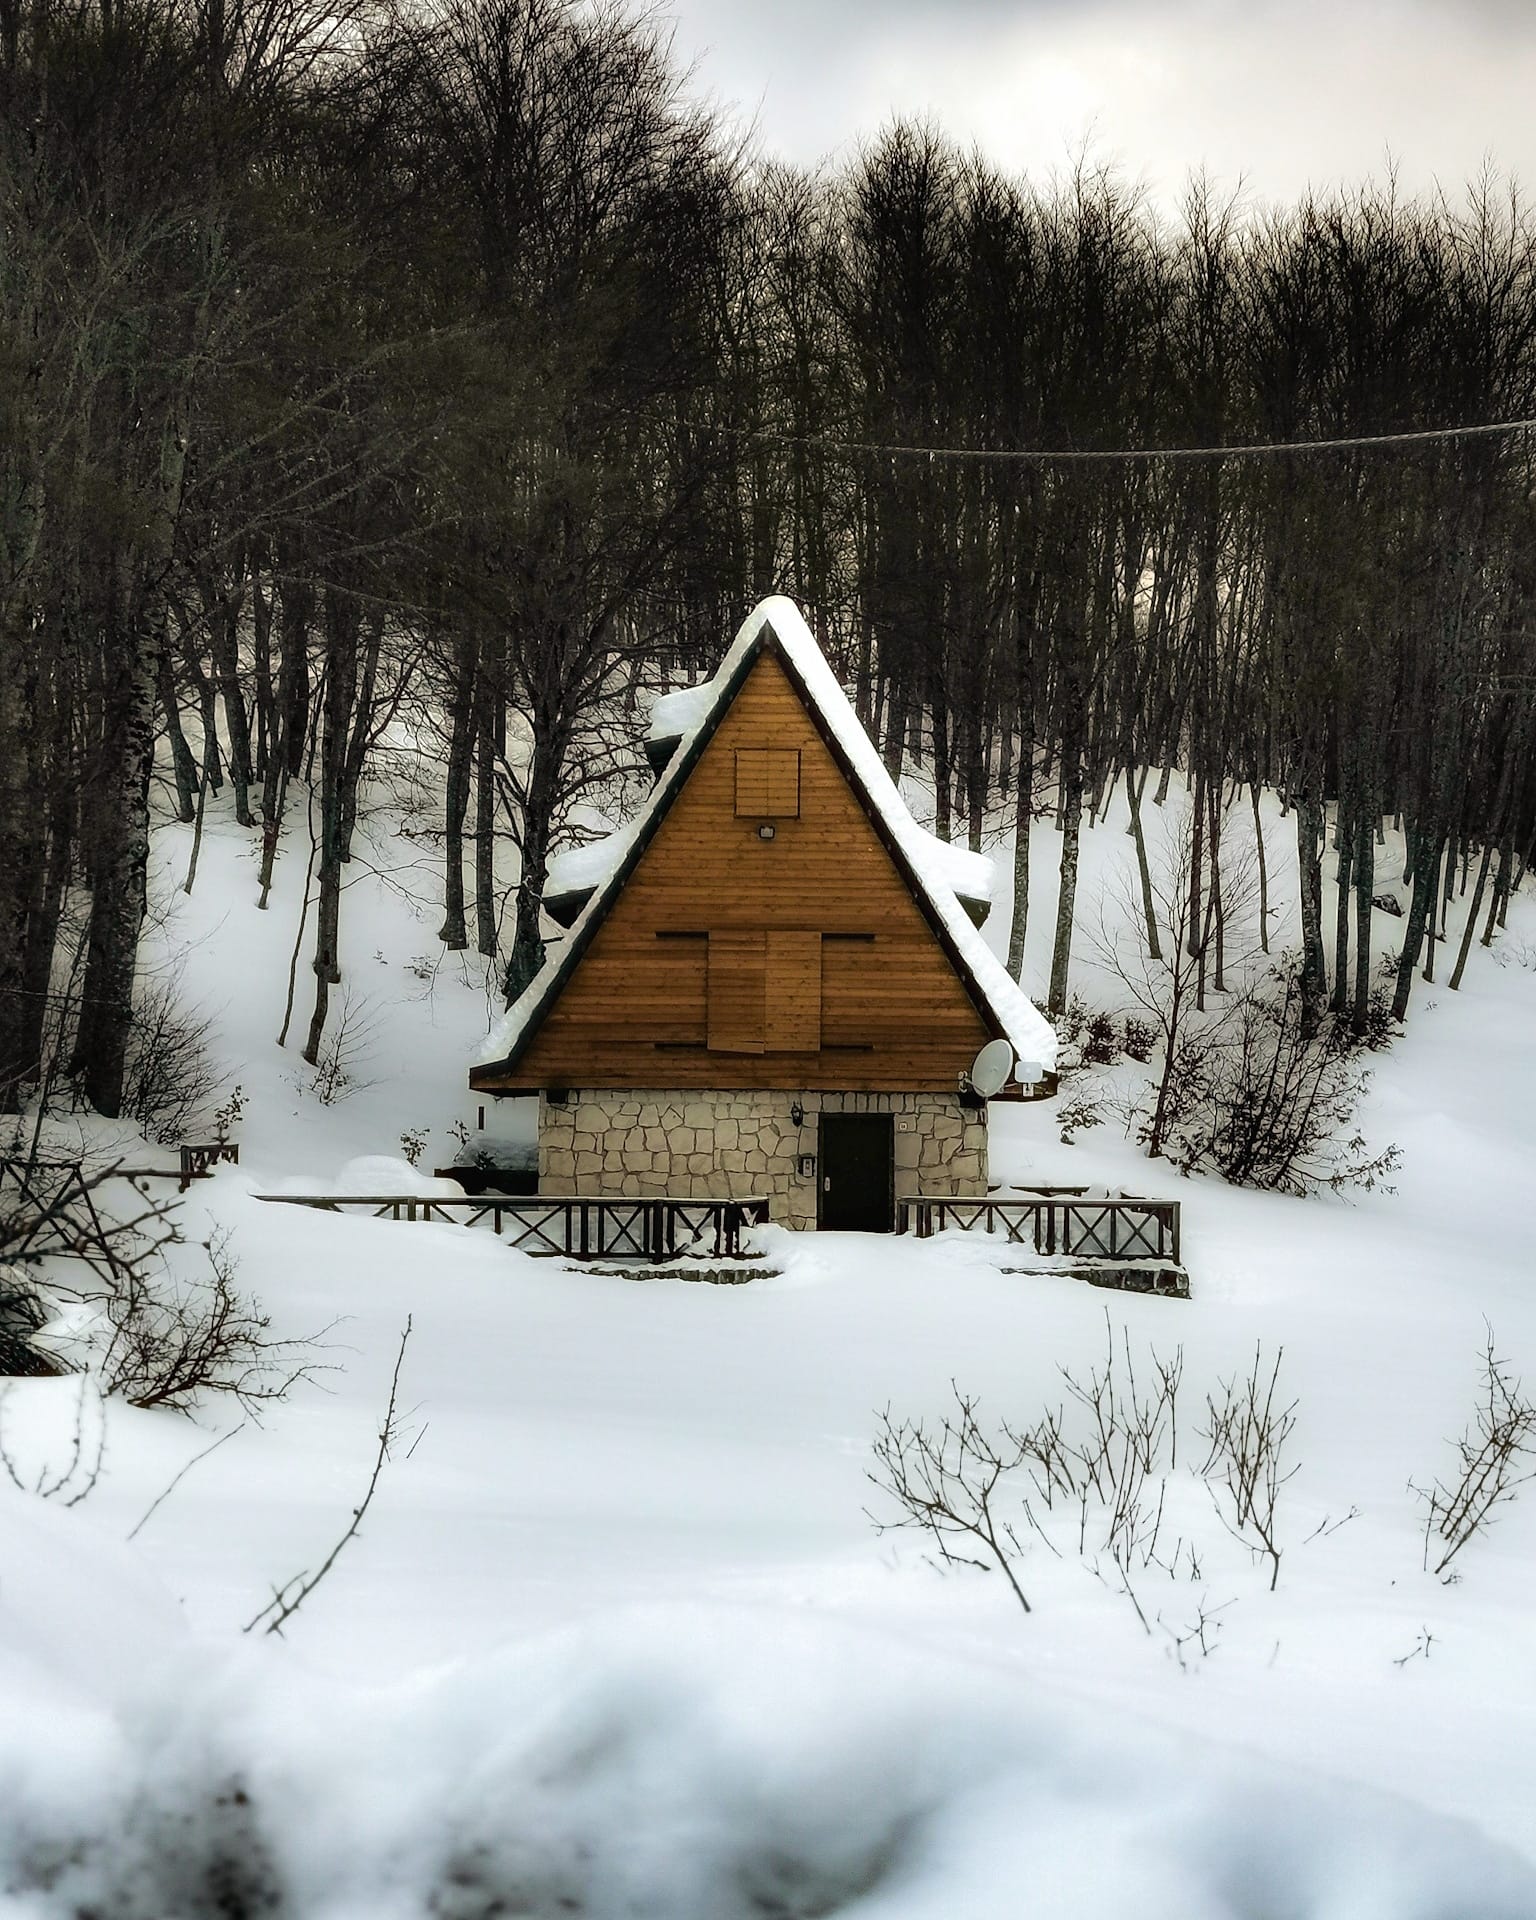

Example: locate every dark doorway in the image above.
[817,1112,894,1232]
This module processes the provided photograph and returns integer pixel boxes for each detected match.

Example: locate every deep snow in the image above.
[4,759,1536,1915]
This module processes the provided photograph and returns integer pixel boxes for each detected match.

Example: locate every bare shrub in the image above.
[1022,1322,1185,1626]
[0,1156,182,1289]
[0,1375,105,1504]
[1150,960,1400,1195]
[305,987,380,1105]
[868,1390,1037,1614]
[870,1332,1312,1631]
[118,981,222,1145]
[0,1263,59,1377]
[2,1154,312,1416]
[868,1323,1188,1625]
[1161,1594,1233,1670]
[1199,1345,1298,1591]
[1055,1090,1105,1144]
[1414,1328,1536,1579]
[100,1232,322,1414]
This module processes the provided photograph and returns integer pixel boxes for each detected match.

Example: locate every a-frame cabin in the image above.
[470,599,1055,1231]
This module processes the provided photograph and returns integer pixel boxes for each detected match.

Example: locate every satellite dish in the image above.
[967,1038,1015,1100]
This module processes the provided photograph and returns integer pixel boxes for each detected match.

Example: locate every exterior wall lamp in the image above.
[757,821,776,840]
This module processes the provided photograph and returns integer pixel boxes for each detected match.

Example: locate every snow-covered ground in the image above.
[4,778,1536,1915]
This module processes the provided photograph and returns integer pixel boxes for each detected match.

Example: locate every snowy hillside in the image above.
[5,786,1536,1915]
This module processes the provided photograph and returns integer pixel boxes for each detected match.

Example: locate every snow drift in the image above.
[1,1483,1532,1920]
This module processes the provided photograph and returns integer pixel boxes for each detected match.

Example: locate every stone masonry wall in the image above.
[538,1088,987,1231]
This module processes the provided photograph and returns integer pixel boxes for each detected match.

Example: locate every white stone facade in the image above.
[537,1088,987,1231]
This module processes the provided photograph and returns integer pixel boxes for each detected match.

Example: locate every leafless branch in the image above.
[244,1318,413,1636]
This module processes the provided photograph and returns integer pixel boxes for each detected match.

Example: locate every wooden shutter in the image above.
[735,749,800,817]
[707,931,766,1052]
[765,931,821,1051]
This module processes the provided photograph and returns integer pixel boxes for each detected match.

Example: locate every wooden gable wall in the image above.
[481,649,995,1091]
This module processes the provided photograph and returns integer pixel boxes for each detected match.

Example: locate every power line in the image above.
[704,413,1536,466]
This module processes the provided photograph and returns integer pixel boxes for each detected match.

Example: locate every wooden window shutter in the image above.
[707,931,766,1052]
[765,932,821,1051]
[735,749,801,817]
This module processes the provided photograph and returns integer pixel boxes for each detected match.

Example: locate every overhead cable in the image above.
[702,414,1536,466]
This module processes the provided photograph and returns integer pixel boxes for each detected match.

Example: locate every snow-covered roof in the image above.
[544,822,639,900]
[648,681,716,745]
[475,597,1055,1081]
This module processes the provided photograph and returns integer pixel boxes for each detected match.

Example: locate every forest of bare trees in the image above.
[3,0,1535,1123]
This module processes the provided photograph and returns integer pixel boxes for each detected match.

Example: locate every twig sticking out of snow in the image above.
[127,1420,246,1542]
[244,1318,413,1637]
[1198,1345,1298,1592]
[1413,1325,1536,1580]
[0,1373,106,1507]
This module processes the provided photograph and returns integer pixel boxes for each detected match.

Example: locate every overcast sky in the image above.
[665,0,1536,212]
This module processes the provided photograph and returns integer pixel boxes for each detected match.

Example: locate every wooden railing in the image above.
[255,1193,772,1262]
[898,1194,1180,1265]
[178,1141,240,1189]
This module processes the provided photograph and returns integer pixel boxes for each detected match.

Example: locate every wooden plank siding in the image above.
[734,747,801,816]
[764,931,822,1051]
[478,650,994,1091]
[707,930,766,1052]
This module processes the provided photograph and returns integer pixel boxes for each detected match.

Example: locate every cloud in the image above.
[669,0,1536,207]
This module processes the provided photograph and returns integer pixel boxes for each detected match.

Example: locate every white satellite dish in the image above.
[967,1038,1015,1100]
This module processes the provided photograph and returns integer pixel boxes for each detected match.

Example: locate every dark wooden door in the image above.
[818,1113,894,1232]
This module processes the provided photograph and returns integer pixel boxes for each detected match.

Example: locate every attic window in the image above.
[735,748,800,818]
[707,930,821,1052]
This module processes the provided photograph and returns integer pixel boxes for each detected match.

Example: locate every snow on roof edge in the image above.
[474,597,1054,1077]
[741,599,1052,1072]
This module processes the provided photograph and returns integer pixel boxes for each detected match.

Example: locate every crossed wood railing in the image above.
[898,1194,1181,1266]
[255,1193,773,1262]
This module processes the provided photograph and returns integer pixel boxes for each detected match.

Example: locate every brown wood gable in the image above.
[471,632,998,1093]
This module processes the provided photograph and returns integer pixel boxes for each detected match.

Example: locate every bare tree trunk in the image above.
[474,680,498,961]
[1208,777,1226,993]
[0,632,47,1108]
[337,610,383,862]
[209,576,254,826]
[1047,739,1082,1015]
[438,629,477,950]
[1006,727,1032,979]
[1448,840,1494,991]
[1295,795,1328,1034]
[1351,810,1375,1030]
[1331,813,1353,1014]
[257,576,310,908]
[504,696,566,1005]
[1251,781,1269,955]
[302,594,359,1065]
[159,652,198,824]
[1392,826,1444,1021]
[71,611,165,1114]
[1128,764,1162,961]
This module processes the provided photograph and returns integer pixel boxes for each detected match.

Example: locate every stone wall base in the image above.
[538,1088,987,1232]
